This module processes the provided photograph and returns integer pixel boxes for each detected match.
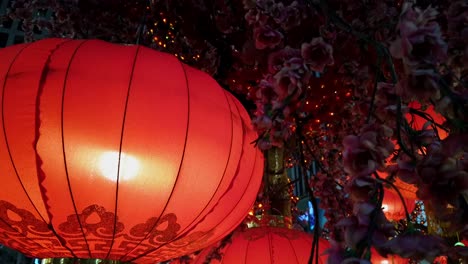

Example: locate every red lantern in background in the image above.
[192,227,330,264]
[0,39,264,263]
[371,248,409,264]
[382,188,416,221]
[406,102,447,139]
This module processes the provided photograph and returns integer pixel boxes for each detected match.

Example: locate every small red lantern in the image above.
[406,102,447,139]
[371,248,409,264]
[382,188,416,221]
[192,227,330,264]
[0,39,263,263]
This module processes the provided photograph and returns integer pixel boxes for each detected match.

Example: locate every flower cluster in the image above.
[252,36,335,148]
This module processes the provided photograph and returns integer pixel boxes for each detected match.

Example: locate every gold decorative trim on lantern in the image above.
[246,214,293,229]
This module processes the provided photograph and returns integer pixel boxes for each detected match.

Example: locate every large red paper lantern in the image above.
[0,39,264,263]
[192,227,330,264]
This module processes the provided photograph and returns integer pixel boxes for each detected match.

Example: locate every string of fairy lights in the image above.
[142,2,201,64]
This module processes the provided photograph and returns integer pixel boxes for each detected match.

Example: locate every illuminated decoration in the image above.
[382,188,416,221]
[406,102,448,139]
[139,4,202,65]
[0,38,264,263]
[371,248,409,264]
[298,201,316,231]
[210,147,329,264]
[411,201,427,226]
[393,178,418,200]
[191,227,330,264]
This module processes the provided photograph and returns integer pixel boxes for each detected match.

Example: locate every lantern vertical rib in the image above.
[126,68,256,263]
[1,41,80,256]
[0,41,77,257]
[34,39,78,258]
[121,60,192,263]
[106,45,141,260]
[1,42,51,224]
[60,40,93,258]
[243,239,251,264]
[130,85,237,257]
[286,236,300,264]
[267,230,274,263]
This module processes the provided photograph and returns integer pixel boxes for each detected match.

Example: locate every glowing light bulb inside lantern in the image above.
[382,204,388,212]
[99,151,140,182]
[380,261,389,264]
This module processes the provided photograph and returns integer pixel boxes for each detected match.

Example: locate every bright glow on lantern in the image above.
[381,261,389,264]
[382,204,389,211]
[99,151,140,181]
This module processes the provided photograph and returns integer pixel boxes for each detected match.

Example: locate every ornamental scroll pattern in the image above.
[0,200,214,262]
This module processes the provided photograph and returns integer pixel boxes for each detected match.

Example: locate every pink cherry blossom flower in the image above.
[383,233,445,261]
[395,68,441,101]
[301,37,334,72]
[390,3,448,64]
[343,124,395,176]
[253,25,284,50]
[267,47,301,73]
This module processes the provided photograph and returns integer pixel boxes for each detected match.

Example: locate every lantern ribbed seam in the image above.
[33,39,78,258]
[152,96,261,258]
[60,40,93,258]
[0,42,59,257]
[244,239,251,264]
[175,97,261,254]
[34,39,72,225]
[144,143,261,262]
[146,87,237,251]
[301,236,313,263]
[267,229,274,264]
[286,234,300,264]
[125,58,192,263]
[106,45,141,260]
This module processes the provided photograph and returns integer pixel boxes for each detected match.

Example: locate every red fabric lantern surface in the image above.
[382,188,416,221]
[377,102,446,205]
[371,248,409,264]
[406,102,447,139]
[191,227,330,264]
[0,39,264,263]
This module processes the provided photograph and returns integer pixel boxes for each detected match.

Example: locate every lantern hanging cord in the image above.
[135,0,151,45]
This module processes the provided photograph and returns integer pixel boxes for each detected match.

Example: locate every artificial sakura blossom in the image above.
[390,3,447,65]
[301,37,334,73]
[382,232,445,261]
[336,201,395,250]
[342,124,395,177]
[253,25,284,50]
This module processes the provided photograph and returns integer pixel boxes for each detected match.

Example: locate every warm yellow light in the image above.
[382,204,388,212]
[99,151,140,182]
[380,261,389,264]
